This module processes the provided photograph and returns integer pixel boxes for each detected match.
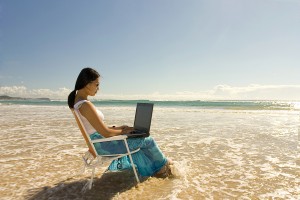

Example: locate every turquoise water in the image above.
[0,99,298,110]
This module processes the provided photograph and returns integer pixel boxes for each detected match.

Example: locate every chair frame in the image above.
[71,109,140,190]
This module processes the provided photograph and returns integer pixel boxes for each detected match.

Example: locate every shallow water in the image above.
[0,104,299,199]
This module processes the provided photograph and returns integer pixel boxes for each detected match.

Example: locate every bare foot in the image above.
[153,159,173,178]
[167,158,174,165]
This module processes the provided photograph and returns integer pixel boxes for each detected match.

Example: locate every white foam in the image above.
[259,188,296,199]
[265,155,280,163]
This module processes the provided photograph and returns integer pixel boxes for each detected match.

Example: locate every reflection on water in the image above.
[0,105,299,199]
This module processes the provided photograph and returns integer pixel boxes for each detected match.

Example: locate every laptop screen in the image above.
[134,103,153,133]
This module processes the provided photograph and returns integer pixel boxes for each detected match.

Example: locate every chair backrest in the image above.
[71,109,97,158]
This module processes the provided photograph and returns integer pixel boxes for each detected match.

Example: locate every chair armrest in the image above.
[91,135,128,143]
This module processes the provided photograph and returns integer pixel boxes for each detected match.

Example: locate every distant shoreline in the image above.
[0,95,50,101]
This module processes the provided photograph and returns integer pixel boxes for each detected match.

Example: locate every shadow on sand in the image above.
[26,170,147,200]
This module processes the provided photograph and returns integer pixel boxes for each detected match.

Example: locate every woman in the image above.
[68,67,172,178]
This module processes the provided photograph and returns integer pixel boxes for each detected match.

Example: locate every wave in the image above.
[0,99,299,111]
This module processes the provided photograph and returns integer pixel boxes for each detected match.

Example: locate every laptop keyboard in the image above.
[131,130,143,134]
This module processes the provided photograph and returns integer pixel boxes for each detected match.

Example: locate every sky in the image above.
[0,0,300,100]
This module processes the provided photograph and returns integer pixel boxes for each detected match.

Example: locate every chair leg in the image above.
[81,164,86,174]
[123,140,140,184]
[128,153,140,184]
[88,167,96,190]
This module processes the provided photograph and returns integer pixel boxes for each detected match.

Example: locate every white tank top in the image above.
[74,100,104,135]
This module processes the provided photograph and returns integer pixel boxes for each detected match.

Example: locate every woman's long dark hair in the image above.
[68,67,100,108]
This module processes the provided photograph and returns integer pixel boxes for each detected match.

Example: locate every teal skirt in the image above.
[90,132,167,177]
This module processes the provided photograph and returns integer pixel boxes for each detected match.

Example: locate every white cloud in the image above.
[0,86,28,96]
[1,84,300,100]
[210,84,300,100]
[99,84,300,100]
[0,86,71,100]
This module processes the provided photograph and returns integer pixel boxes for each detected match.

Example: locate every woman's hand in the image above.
[121,126,134,134]
[120,125,129,129]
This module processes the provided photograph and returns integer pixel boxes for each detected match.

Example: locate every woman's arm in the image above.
[79,101,132,137]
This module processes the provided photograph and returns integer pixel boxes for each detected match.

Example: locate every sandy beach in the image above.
[0,102,299,199]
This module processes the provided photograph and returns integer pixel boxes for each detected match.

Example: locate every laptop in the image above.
[126,103,154,138]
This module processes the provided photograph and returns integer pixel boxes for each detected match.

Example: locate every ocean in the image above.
[0,99,299,110]
[0,99,299,199]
